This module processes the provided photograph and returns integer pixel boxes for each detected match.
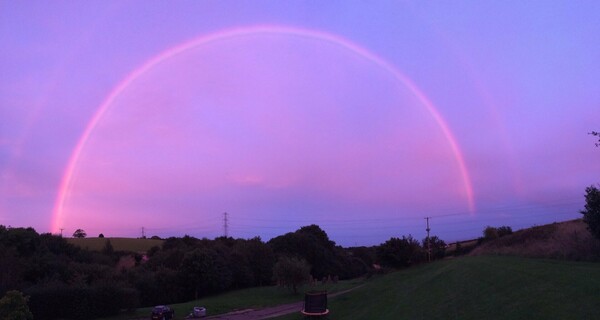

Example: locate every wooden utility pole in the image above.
[425,217,431,262]
[223,212,229,237]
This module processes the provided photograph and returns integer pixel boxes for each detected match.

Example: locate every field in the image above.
[101,255,600,320]
[274,256,600,320]
[67,237,164,252]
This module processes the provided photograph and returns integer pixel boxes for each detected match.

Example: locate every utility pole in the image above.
[60,228,64,237]
[425,217,431,262]
[223,212,229,237]
[141,227,146,239]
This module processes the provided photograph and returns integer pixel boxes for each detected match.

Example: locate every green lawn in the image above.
[103,256,600,320]
[102,278,364,320]
[276,256,600,320]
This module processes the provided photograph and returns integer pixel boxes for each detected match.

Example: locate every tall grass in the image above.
[471,219,600,260]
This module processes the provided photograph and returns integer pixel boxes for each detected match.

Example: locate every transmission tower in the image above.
[223,212,229,237]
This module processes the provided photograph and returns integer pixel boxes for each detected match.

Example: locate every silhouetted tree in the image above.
[179,247,232,299]
[98,234,104,238]
[72,229,86,238]
[497,226,513,237]
[483,226,499,240]
[273,256,310,294]
[590,131,600,147]
[269,225,342,279]
[377,235,424,268]
[102,239,114,255]
[581,185,600,239]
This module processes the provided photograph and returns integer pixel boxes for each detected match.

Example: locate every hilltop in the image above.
[470,219,600,261]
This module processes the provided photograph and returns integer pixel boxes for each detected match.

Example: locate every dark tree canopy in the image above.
[422,236,446,260]
[581,185,600,239]
[590,131,600,147]
[72,229,86,238]
[376,235,424,268]
[0,290,33,320]
[273,256,311,294]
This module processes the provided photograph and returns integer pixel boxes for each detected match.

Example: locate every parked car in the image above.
[187,306,206,318]
[151,305,175,320]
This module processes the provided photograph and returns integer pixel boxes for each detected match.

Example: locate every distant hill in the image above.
[67,237,163,253]
[470,219,600,261]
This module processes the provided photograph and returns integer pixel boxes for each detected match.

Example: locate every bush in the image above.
[26,283,138,320]
[377,235,424,268]
[483,226,499,240]
[581,185,600,239]
[497,226,513,237]
[0,290,33,320]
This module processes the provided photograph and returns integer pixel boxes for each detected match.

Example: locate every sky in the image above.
[1,1,599,246]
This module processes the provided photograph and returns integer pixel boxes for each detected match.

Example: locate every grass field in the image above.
[101,278,364,320]
[67,237,164,252]
[99,256,600,320]
[275,256,600,320]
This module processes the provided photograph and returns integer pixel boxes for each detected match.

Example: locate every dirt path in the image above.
[204,286,361,320]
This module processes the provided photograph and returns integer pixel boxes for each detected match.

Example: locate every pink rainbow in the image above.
[51,25,475,233]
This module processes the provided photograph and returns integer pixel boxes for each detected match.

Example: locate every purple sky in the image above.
[1,1,599,246]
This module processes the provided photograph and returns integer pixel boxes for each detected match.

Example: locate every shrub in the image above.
[581,185,600,239]
[0,290,33,320]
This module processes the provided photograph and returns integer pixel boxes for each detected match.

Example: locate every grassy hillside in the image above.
[471,219,600,260]
[277,256,600,320]
[67,237,163,252]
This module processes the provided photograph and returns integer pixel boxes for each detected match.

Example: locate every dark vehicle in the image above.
[151,305,175,320]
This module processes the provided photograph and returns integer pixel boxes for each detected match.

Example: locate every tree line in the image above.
[0,224,446,320]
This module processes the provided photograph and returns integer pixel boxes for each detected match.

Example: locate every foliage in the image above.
[268,224,362,279]
[102,239,114,255]
[422,236,446,260]
[0,290,33,320]
[67,237,164,252]
[179,247,233,299]
[26,283,138,320]
[581,185,600,239]
[376,235,424,268]
[0,224,366,319]
[483,226,499,240]
[590,131,600,147]
[72,229,86,238]
[272,256,311,294]
[483,225,512,241]
[497,226,513,237]
[454,242,463,256]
